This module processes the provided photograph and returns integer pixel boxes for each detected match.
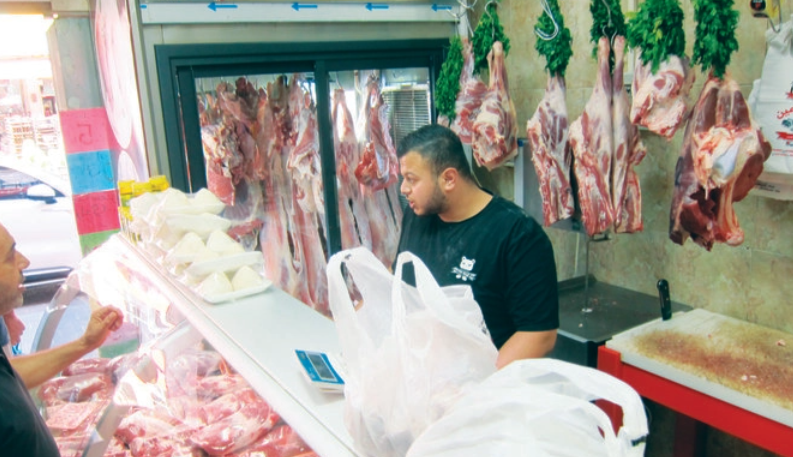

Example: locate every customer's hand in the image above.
[80,306,124,351]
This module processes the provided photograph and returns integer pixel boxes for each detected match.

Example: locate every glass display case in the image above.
[31,234,358,457]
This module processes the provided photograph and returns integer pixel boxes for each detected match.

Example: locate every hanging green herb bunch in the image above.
[534,0,573,78]
[472,2,511,75]
[692,0,739,79]
[590,0,626,71]
[435,35,465,122]
[627,0,686,73]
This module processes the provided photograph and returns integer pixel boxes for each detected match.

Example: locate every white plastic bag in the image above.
[407,358,648,457]
[749,15,793,199]
[326,248,498,457]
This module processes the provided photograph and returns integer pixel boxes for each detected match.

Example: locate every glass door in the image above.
[328,68,431,270]
[158,40,445,315]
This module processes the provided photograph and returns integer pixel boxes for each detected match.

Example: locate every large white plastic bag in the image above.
[748,14,793,199]
[326,248,498,457]
[407,358,648,457]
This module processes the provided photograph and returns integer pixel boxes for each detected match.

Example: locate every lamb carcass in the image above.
[332,88,373,251]
[630,49,695,139]
[526,74,574,226]
[450,37,487,144]
[612,36,647,233]
[286,75,329,315]
[569,37,615,236]
[286,75,324,216]
[669,74,771,249]
[355,74,402,268]
[471,41,518,170]
[258,77,313,308]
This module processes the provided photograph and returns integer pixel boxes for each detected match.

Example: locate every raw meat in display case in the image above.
[29,238,318,457]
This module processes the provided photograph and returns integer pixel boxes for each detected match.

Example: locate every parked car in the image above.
[0,158,81,289]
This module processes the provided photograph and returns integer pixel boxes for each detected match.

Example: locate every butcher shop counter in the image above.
[597,309,793,457]
[36,235,359,457]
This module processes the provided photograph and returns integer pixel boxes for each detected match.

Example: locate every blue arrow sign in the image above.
[432,3,452,11]
[292,2,318,11]
[366,2,389,10]
[208,2,237,11]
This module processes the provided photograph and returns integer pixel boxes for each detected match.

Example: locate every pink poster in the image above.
[92,0,148,182]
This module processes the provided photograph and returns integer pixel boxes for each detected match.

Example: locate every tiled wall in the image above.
[468,2,791,456]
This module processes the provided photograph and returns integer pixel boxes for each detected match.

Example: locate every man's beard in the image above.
[422,184,448,215]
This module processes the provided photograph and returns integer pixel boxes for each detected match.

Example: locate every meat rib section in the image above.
[450,37,487,144]
[526,75,574,226]
[569,37,615,236]
[669,74,771,250]
[611,36,648,233]
[630,49,695,139]
[472,41,518,170]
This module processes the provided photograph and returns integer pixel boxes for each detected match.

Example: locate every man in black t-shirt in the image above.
[396,125,559,369]
[0,222,124,456]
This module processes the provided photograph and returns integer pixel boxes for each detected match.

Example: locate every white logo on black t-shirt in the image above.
[452,256,477,282]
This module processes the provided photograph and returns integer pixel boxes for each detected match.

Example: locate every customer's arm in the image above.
[11,306,123,389]
[496,329,557,369]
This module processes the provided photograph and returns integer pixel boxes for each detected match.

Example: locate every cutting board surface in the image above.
[607,309,793,427]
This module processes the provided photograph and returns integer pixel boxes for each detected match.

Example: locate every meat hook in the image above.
[456,0,477,37]
[535,0,560,41]
[482,0,497,41]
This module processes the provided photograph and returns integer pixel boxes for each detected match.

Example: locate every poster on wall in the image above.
[91,0,148,182]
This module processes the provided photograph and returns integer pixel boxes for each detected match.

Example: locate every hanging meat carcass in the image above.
[471,41,518,170]
[569,37,615,236]
[286,76,324,217]
[526,75,574,226]
[669,74,771,249]
[210,79,266,243]
[611,36,647,233]
[630,51,695,139]
[258,76,313,309]
[450,37,487,144]
[626,0,694,139]
[526,0,574,227]
[216,79,264,181]
[355,73,402,268]
[354,74,399,191]
[332,88,373,251]
[200,122,240,207]
[284,75,329,315]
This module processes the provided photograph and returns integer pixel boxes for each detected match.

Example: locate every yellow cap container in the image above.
[149,175,170,192]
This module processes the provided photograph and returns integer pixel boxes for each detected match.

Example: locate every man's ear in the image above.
[439,167,458,191]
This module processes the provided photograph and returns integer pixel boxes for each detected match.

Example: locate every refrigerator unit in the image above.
[156,40,445,313]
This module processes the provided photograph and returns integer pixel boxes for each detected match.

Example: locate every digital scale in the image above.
[295,350,346,393]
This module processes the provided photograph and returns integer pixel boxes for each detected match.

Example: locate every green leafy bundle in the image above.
[435,36,465,121]
[472,2,511,75]
[534,0,573,77]
[590,0,626,71]
[626,0,686,73]
[692,0,739,79]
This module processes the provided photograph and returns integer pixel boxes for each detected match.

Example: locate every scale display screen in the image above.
[295,350,344,390]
